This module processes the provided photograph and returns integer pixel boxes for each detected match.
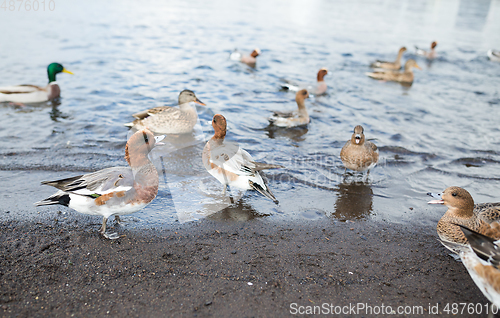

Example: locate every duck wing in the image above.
[0,84,45,94]
[132,106,173,119]
[41,167,134,196]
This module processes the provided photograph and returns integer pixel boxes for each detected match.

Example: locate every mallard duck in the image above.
[488,50,500,62]
[269,89,310,128]
[0,63,73,103]
[340,125,379,172]
[35,129,165,239]
[441,225,500,317]
[415,41,438,59]
[281,68,328,95]
[202,114,283,204]
[124,89,206,134]
[370,47,407,70]
[230,48,260,67]
[366,59,421,84]
[427,186,500,252]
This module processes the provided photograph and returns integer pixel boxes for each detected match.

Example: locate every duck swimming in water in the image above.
[0,63,73,103]
[125,90,206,134]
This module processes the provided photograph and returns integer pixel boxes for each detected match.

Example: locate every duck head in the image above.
[47,63,73,83]
[250,48,261,58]
[431,41,438,49]
[125,129,165,167]
[351,125,365,145]
[404,59,422,71]
[427,186,475,217]
[178,89,206,106]
[212,114,227,140]
[317,68,328,82]
[295,89,309,103]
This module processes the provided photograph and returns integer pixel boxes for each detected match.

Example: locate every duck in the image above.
[230,48,261,67]
[340,125,379,173]
[427,186,500,252]
[269,89,310,128]
[440,225,500,317]
[366,59,421,84]
[281,68,328,95]
[125,89,206,134]
[370,47,407,70]
[202,114,283,204]
[488,50,500,62]
[35,129,165,239]
[0,63,73,103]
[415,41,438,59]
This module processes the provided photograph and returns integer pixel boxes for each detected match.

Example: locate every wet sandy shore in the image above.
[0,218,490,317]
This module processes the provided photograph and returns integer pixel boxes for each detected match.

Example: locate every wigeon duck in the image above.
[488,50,500,62]
[35,129,165,239]
[428,187,500,252]
[230,48,261,67]
[440,225,500,315]
[124,90,206,134]
[415,41,438,60]
[202,114,283,204]
[281,68,329,95]
[0,63,73,103]
[370,47,407,70]
[340,125,379,173]
[269,89,310,128]
[366,59,421,85]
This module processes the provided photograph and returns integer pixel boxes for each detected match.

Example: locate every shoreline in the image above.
[0,218,489,317]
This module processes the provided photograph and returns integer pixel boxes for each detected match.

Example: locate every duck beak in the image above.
[415,64,422,70]
[154,135,166,146]
[427,192,443,204]
[195,98,206,106]
[62,68,74,75]
[355,135,361,144]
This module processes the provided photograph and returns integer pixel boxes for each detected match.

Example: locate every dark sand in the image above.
[0,218,491,317]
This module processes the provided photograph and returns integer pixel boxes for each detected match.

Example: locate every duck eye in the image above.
[142,132,149,144]
[452,193,457,197]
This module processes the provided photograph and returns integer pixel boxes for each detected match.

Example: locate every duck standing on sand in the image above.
[370,47,407,70]
[35,129,165,239]
[427,186,500,252]
[0,63,73,103]
[203,114,283,204]
[269,89,310,128]
[366,59,421,85]
[230,48,261,67]
[281,68,328,95]
[340,125,378,173]
[415,41,438,60]
[440,225,500,318]
[125,90,205,134]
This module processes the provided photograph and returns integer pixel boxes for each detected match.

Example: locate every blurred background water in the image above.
[0,0,499,230]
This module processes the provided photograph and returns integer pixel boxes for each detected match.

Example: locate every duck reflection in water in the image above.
[265,125,309,142]
[208,200,269,221]
[331,181,373,221]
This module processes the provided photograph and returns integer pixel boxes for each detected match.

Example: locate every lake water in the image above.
[1,0,500,230]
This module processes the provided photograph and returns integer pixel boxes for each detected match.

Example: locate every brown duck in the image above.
[428,186,500,252]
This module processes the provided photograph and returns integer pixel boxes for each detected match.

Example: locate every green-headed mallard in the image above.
[0,63,73,103]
